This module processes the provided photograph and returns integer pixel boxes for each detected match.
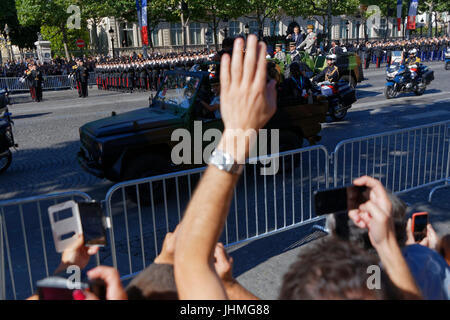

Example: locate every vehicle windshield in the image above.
[153,73,202,113]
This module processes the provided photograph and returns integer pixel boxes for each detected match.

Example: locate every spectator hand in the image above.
[406,219,440,251]
[154,225,179,265]
[217,35,277,163]
[55,234,99,274]
[348,176,395,249]
[83,266,127,300]
[213,243,234,285]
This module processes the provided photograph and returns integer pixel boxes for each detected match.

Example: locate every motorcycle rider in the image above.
[311,54,339,96]
[404,48,421,88]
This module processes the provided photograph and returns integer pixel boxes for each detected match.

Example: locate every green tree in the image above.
[282,0,359,45]
[241,0,282,38]
[16,0,80,59]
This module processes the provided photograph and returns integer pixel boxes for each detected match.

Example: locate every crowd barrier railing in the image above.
[0,191,96,300]
[332,120,450,194]
[0,73,97,93]
[2,121,450,299]
[103,145,330,279]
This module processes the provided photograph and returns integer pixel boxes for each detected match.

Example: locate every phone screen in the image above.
[314,186,367,215]
[78,202,106,246]
[413,213,428,241]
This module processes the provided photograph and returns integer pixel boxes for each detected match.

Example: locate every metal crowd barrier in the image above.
[2,121,450,299]
[0,191,95,300]
[104,146,330,278]
[0,73,97,93]
[332,120,450,194]
[428,178,450,205]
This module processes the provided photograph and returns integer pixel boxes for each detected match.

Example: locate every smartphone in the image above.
[77,201,107,247]
[314,185,368,216]
[412,212,428,242]
[49,201,107,252]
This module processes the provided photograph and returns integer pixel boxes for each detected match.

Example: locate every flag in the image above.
[407,0,419,30]
[141,0,148,45]
[136,0,141,28]
[397,0,403,31]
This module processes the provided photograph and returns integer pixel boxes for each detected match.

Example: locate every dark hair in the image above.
[279,237,401,300]
[126,263,178,300]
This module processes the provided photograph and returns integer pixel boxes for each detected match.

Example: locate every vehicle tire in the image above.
[384,86,397,99]
[0,150,12,174]
[414,85,426,96]
[330,104,348,122]
[340,75,356,88]
[122,153,172,206]
[446,62,450,70]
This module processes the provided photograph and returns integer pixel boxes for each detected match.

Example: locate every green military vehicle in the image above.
[78,69,328,183]
[279,51,364,88]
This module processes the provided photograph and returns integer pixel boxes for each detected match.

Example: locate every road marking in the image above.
[401,110,450,120]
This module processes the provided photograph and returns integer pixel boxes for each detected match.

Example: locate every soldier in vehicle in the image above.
[274,43,287,64]
[297,24,317,55]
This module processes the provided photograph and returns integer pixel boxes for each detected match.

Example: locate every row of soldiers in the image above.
[95,52,212,93]
[355,36,449,68]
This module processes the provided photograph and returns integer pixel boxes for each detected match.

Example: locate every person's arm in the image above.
[348,176,422,299]
[174,35,277,300]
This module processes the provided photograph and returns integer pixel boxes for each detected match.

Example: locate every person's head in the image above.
[222,37,235,51]
[289,42,296,52]
[326,54,336,66]
[294,26,300,34]
[289,62,301,78]
[126,263,178,300]
[409,48,417,58]
[279,237,400,299]
[275,44,282,52]
[307,25,314,33]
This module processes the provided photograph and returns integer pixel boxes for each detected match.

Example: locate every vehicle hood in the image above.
[81,108,184,138]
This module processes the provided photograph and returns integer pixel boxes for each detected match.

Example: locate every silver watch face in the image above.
[209,150,243,174]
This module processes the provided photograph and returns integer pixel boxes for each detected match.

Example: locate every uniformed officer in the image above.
[312,54,339,85]
[31,63,44,102]
[297,24,317,55]
[75,59,89,98]
[274,43,287,64]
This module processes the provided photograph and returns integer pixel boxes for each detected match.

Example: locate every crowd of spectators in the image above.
[25,35,449,301]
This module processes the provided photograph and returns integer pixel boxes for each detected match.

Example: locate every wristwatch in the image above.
[208,149,244,175]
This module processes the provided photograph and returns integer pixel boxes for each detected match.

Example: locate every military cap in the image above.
[276,43,282,48]
[289,42,296,46]
[307,24,314,30]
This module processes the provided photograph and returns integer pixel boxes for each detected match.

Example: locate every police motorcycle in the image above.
[384,49,434,99]
[445,47,450,70]
[309,55,357,121]
[0,88,17,174]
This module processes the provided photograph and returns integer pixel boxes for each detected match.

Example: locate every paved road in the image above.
[1,61,449,299]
